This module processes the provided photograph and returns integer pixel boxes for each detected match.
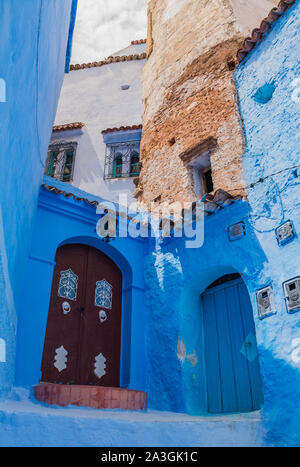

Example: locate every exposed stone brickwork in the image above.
[137,0,278,205]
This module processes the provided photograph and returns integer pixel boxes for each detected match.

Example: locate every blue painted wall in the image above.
[234,2,300,447]
[0,0,75,398]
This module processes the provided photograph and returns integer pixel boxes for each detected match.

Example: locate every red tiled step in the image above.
[34,383,147,411]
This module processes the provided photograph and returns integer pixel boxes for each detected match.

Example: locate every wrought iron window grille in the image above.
[46,141,77,183]
[104,141,140,180]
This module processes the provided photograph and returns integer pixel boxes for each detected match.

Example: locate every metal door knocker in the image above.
[99,310,107,323]
[62,301,71,315]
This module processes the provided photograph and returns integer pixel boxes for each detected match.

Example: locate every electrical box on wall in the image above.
[257,286,276,319]
[228,222,246,241]
[283,277,300,314]
[275,220,296,246]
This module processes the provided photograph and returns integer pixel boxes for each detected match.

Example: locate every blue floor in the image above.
[0,388,266,447]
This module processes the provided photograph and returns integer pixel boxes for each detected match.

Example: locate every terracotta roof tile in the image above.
[131,39,147,45]
[43,183,240,224]
[43,184,99,207]
[42,183,133,221]
[237,0,296,64]
[70,53,146,71]
[43,184,240,221]
[102,124,142,135]
[53,122,84,132]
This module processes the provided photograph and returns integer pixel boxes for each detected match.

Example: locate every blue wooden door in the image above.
[202,277,263,414]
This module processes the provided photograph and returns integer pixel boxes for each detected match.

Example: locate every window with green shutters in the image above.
[104,141,140,180]
[46,143,77,182]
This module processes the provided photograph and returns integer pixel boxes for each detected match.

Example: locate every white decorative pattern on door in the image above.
[95,279,112,309]
[54,345,68,372]
[58,269,78,301]
[94,353,107,379]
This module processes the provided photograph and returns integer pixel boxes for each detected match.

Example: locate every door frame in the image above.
[201,274,264,414]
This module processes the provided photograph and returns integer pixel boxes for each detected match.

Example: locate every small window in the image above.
[130,152,140,177]
[184,149,215,198]
[104,141,140,180]
[46,143,76,182]
[191,164,214,198]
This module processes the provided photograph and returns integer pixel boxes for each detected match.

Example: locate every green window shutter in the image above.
[47,151,59,178]
[113,154,123,178]
[63,150,74,182]
[130,152,140,177]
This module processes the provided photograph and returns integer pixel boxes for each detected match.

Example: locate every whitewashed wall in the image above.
[52,43,146,204]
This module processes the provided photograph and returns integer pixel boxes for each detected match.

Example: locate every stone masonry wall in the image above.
[137,0,278,205]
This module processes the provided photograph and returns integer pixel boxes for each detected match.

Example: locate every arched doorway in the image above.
[202,274,263,414]
[41,244,122,387]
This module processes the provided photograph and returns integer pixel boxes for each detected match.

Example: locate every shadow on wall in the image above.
[72,131,104,190]
[144,240,186,413]
[259,347,300,447]
[73,130,135,202]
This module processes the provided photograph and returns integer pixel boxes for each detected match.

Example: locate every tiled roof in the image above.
[237,0,296,64]
[70,53,146,71]
[131,39,147,45]
[53,122,84,132]
[42,182,136,222]
[102,124,143,135]
[43,182,240,218]
[43,183,99,207]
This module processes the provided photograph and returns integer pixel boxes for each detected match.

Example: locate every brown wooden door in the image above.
[41,244,122,387]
